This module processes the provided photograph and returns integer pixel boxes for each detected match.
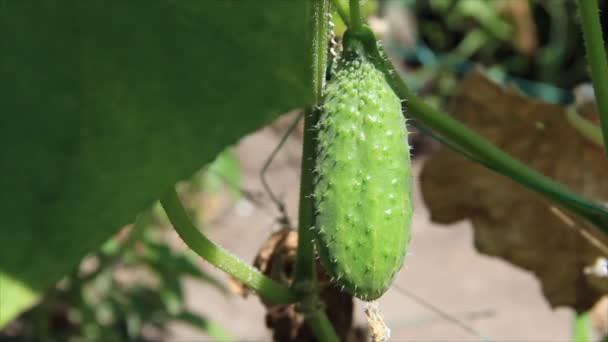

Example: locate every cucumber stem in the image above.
[293,1,340,341]
[349,0,362,32]
[576,0,608,156]
[566,107,604,147]
[293,106,320,288]
[331,0,350,26]
[376,45,608,229]
[160,188,298,304]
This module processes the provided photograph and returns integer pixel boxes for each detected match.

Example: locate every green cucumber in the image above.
[313,38,412,300]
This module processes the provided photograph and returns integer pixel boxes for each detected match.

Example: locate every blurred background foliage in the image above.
[381,0,607,105]
[0,149,240,341]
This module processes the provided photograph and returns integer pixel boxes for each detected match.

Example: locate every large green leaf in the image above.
[0,1,312,325]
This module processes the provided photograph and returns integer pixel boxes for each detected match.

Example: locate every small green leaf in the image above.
[202,148,241,199]
[159,276,184,316]
[176,311,233,342]
[144,240,228,295]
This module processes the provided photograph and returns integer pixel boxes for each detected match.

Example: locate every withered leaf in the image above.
[420,71,608,311]
[231,228,364,342]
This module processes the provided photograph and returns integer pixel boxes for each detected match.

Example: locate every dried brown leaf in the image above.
[231,228,365,342]
[420,71,608,311]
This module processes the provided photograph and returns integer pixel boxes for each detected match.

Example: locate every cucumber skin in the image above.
[314,53,412,300]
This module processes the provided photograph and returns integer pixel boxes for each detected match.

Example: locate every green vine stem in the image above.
[161,1,340,339]
[291,0,340,341]
[305,308,341,342]
[566,107,604,147]
[293,106,341,342]
[160,188,298,304]
[294,0,330,286]
[577,0,608,155]
[349,0,362,32]
[373,41,608,229]
[331,0,349,25]
[292,106,320,289]
[332,0,350,27]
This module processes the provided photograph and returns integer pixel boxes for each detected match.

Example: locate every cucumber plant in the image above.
[145,1,608,341]
[5,0,608,341]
